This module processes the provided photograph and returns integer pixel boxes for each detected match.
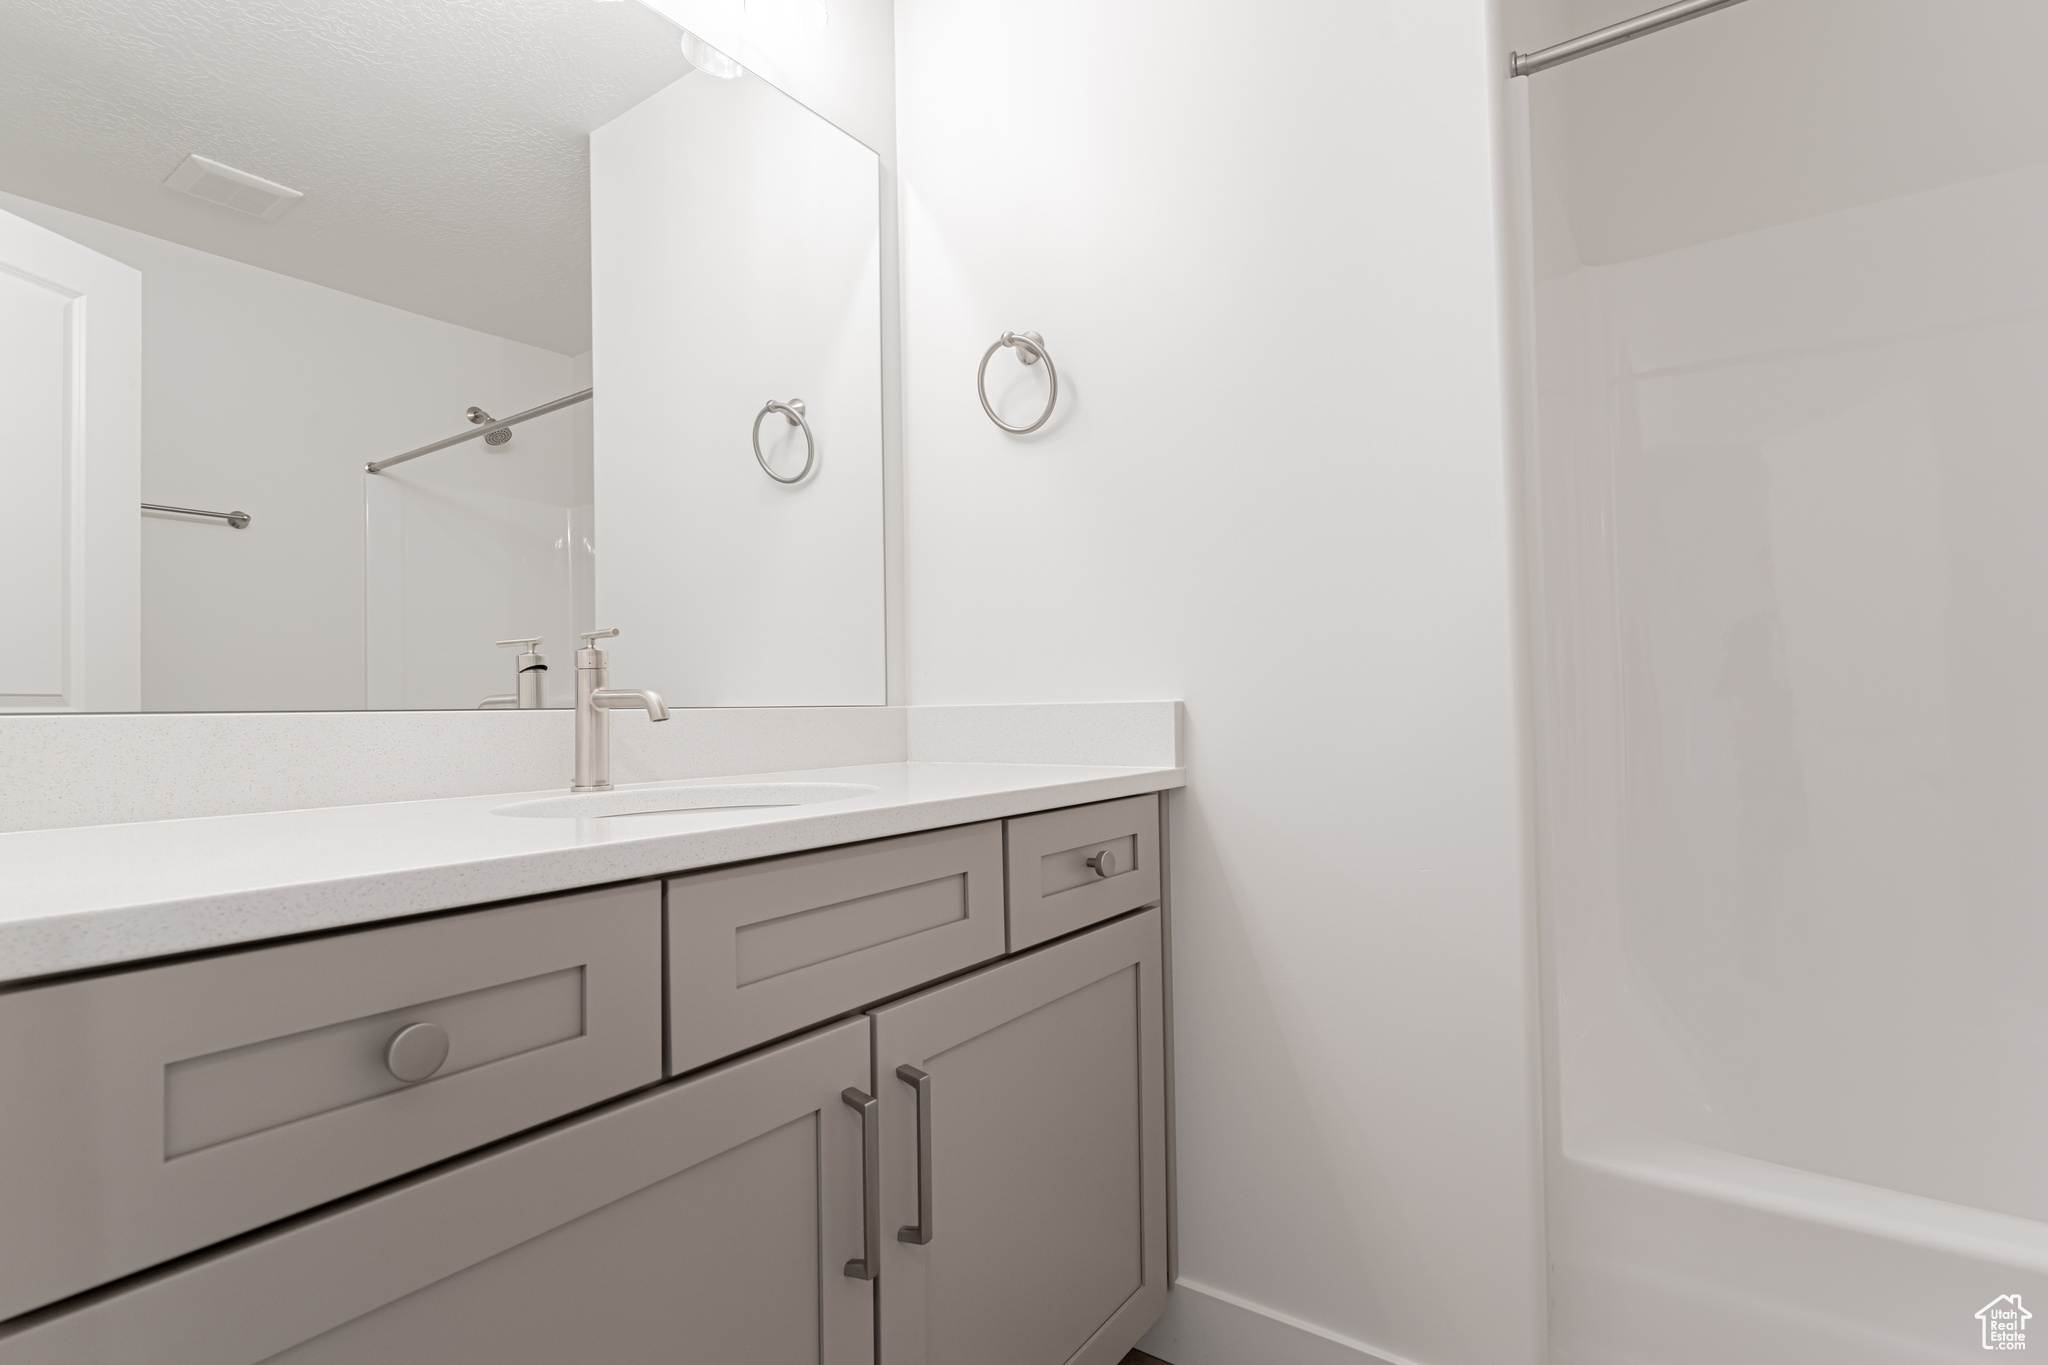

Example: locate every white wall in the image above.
[635,0,907,703]
[895,3,1545,1364]
[0,189,581,712]
[593,68,886,706]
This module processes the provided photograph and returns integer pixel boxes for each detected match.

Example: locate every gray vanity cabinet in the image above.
[0,804,1175,1364]
[873,907,1169,1365]
[0,883,663,1323]
[0,1017,875,1365]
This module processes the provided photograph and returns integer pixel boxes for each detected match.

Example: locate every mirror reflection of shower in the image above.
[365,384,596,712]
[1,0,886,714]
[468,408,513,447]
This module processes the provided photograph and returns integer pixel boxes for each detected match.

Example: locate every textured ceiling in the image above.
[0,0,693,353]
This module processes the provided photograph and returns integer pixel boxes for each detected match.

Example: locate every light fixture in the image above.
[745,0,828,41]
[679,30,743,78]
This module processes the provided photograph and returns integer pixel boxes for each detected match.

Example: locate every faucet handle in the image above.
[496,637,542,651]
[579,628,619,645]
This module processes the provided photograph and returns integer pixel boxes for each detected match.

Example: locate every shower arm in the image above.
[365,388,593,475]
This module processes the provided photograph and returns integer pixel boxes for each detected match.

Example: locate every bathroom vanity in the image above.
[0,769,1177,1365]
[0,0,1176,1354]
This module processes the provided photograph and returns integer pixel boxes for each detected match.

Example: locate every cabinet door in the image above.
[872,908,1167,1365]
[0,1019,874,1365]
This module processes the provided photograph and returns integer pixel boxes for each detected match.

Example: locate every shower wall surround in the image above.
[1533,157,2048,1365]
[1518,0,2048,1359]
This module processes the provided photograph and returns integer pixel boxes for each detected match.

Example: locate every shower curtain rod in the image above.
[365,387,593,475]
[1510,0,1752,77]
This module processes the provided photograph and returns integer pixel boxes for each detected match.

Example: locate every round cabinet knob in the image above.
[385,1022,451,1084]
[1086,850,1118,879]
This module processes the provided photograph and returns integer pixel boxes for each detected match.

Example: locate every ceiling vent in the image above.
[164,154,304,221]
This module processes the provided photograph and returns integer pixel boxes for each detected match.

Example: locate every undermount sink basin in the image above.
[492,782,878,820]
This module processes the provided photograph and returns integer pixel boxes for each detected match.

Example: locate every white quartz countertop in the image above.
[0,761,1183,984]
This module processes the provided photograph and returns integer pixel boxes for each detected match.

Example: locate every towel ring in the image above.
[977,331,1058,434]
[752,398,815,483]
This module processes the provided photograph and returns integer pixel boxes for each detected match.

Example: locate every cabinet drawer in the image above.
[1004,794,1161,950]
[0,883,662,1323]
[667,822,1005,1073]
[0,1017,872,1365]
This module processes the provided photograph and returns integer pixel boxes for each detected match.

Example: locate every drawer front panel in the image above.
[164,964,587,1157]
[1004,794,1162,950]
[0,1018,873,1365]
[667,822,1005,1074]
[0,883,662,1323]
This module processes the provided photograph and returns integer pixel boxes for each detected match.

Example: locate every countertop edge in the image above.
[0,765,1185,986]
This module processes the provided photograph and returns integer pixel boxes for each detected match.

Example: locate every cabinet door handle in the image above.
[896,1064,934,1245]
[842,1087,880,1279]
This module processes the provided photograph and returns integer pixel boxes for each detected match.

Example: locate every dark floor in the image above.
[1121,1353,1169,1365]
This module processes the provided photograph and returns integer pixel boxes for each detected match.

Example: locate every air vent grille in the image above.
[164,154,304,221]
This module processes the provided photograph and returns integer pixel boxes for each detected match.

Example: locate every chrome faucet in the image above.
[479,637,548,710]
[573,628,670,791]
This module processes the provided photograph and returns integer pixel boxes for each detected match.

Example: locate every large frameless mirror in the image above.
[0,0,884,714]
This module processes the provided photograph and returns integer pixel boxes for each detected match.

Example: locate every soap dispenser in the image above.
[478,637,548,709]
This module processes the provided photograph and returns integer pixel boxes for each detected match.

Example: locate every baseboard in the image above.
[1137,1278,1420,1365]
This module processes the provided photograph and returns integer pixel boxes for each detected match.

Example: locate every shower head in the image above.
[467,406,513,447]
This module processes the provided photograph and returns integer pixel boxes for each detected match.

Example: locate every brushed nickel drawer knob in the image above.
[385,1022,451,1084]
[1086,850,1117,879]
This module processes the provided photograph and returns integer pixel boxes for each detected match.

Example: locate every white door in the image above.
[0,206,140,713]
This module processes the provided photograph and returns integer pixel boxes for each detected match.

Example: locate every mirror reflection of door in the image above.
[0,208,140,713]
[0,0,884,714]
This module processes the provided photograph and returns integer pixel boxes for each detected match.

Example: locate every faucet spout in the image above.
[592,688,670,722]
[571,630,667,792]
